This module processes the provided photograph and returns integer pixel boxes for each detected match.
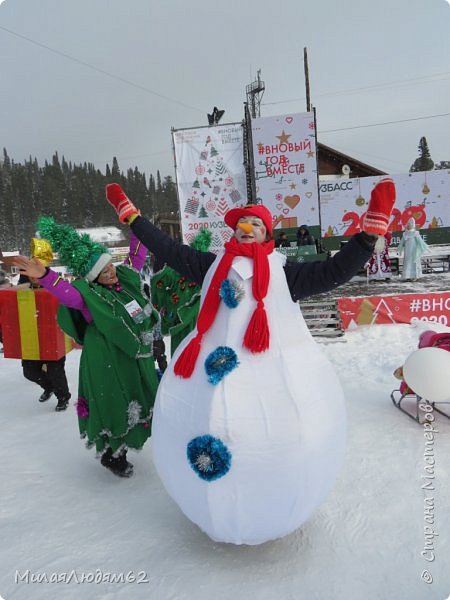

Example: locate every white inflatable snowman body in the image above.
[152,250,346,545]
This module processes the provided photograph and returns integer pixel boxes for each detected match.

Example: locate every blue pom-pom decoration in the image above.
[204,346,239,385]
[187,434,232,481]
[219,279,244,309]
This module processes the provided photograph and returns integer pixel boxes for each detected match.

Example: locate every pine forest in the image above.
[0,149,179,252]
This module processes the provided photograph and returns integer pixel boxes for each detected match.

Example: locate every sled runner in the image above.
[390,389,450,424]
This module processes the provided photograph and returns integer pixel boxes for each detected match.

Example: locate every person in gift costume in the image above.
[10,219,159,478]
[106,179,396,542]
[397,217,428,281]
[19,238,71,411]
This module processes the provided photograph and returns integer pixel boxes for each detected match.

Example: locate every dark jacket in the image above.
[296,225,315,246]
[131,217,375,302]
[275,237,290,248]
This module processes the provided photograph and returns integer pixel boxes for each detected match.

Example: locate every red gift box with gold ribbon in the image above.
[0,288,74,360]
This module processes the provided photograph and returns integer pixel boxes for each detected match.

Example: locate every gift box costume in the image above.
[2,238,72,410]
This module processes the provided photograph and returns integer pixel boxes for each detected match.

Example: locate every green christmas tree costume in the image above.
[150,229,211,355]
[58,265,159,455]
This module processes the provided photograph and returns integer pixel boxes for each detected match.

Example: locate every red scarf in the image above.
[174,237,275,378]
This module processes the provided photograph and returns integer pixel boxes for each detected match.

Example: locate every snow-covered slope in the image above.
[1,323,449,600]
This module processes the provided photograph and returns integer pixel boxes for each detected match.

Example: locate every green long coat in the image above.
[58,265,159,455]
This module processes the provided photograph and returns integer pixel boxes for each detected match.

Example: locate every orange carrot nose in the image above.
[237,222,253,234]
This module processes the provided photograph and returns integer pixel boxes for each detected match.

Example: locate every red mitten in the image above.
[105,183,139,223]
[362,177,396,236]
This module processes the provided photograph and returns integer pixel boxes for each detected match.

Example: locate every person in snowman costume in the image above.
[106,179,396,545]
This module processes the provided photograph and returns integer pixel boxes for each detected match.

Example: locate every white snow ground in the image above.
[1,322,450,600]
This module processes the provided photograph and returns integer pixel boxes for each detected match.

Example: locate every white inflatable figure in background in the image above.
[403,346,450,403]
[105,179,396,545]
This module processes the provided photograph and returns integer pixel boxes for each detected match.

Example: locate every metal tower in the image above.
[245,70,265,119]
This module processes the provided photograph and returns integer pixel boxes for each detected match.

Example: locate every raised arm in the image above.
[131,217,215,285]
[284,232,375,301]
[6,256,93,322]
[123,230,147,272]
[106,184,215,285]
[285,177,396,300]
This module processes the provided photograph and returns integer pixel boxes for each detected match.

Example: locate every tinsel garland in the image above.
[127,400,142,428]
[75,396,89,419]
[37,216,108,277]
[204,346,239,385]
[140,330,153,346]
[80,406,153,450]
[219,279,245,309]
[190,228,212,252]
[187,434,232,481]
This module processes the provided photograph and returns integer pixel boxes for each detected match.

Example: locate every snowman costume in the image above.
[106,180,395,545]
[130,212,374,545]
[153,248,345,544]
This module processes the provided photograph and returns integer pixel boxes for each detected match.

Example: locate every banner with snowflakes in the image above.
[251,112,319,232]
[172,124,247,252]
[319,170,450,241]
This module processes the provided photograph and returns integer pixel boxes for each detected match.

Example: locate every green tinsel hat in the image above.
[190,228,212,252]
[37,216,112,281]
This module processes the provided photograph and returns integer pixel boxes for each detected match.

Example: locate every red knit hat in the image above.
[225,205,273,237]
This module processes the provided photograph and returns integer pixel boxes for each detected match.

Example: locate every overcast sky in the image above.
[0,0,449,181]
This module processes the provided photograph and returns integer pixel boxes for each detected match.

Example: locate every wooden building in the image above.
[317,143,386,178]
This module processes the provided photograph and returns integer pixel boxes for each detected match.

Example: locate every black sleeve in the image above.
[283,232,376,301]
[131,216,216,286]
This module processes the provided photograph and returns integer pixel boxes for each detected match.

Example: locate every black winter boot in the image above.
[55,393,71,412]
[100,448,112,467]
[100,447,113,468]
[116,450,134,476]
[39,389,53,403]
[101,449,133,478]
